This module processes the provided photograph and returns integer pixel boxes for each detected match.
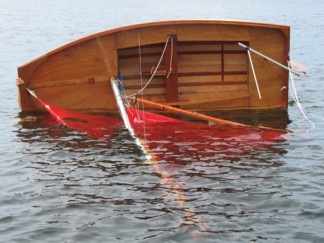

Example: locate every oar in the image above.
[130,97,291,133]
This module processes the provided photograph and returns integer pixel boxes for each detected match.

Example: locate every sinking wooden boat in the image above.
[18,20,291,113]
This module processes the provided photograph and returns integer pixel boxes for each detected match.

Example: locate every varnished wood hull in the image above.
[18,20,290,112]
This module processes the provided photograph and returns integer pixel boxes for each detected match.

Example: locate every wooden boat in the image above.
[17,20,290,113]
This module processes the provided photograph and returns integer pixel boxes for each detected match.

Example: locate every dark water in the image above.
[1,0,324,242]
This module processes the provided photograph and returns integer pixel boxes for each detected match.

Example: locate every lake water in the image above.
[1,0,324,242]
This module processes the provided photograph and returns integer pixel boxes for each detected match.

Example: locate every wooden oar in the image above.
[130,97,291,133]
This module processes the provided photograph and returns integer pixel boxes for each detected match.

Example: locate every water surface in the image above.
[1,0,323,242]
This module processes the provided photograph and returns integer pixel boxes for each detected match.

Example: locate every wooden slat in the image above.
[170,90,249,106]
[178,50,246,55]
[179,81,247,87]
[178,71,247,77]
[165,35,178,102]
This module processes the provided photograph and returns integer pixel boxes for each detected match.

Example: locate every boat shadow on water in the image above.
[15,109,290,238]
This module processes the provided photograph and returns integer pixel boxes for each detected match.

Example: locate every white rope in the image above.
[247,49,262,99]
[127,35,172,97]
[288,62,315,132]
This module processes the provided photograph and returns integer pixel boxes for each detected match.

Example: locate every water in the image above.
[1,0,324,242]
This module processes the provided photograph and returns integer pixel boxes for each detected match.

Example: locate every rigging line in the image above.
[126,35,172,98]
[288,62,307,116]
[137,30,146,141]
[247,49,262,99]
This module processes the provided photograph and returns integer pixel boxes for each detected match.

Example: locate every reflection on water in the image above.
[9,110,299,241]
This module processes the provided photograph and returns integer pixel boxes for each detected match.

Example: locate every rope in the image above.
[288,62,315,132]
[126,35,172,98]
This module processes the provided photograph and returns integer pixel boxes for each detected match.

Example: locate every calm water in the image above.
[1,0,324,242]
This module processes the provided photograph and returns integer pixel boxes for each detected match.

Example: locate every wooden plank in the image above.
[178,50,246,55]
[178,71,247,77]
[33,81,117,112]
[165,39,179,102]
[178,81,247,87]
[170,90,249,106]
[179,83,247,94]
[221,43,225,81]
[30,35,118,87]
[116,24,250,49]
[30,76,109,89]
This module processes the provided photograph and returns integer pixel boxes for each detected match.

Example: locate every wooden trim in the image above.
[221,43,225,82]
[165,35,178,102]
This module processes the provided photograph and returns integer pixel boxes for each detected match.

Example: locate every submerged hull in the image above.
[18,20,290,113]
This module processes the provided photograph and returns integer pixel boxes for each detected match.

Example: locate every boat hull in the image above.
[17,20,290,112]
